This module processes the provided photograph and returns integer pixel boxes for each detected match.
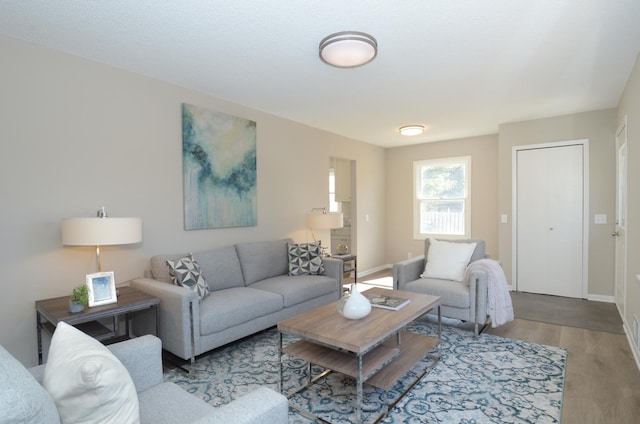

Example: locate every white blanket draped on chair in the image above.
[464,259,514,327]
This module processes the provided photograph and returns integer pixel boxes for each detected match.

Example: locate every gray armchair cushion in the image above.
[235,239,291,285]
[137,382,214,424]
[404,278,471,308]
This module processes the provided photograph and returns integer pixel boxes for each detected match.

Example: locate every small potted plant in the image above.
[69,285,89,313]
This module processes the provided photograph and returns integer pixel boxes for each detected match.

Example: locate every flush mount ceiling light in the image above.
[399,125,425,136]
[319,31,377,68]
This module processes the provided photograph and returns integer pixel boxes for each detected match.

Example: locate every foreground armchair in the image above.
[1,326,288,424]
[393,238,489,334]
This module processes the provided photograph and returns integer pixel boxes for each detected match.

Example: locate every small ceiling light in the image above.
[319,31,377,68]
[399,125,425,136]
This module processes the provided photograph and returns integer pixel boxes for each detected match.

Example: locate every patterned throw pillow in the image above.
[287,242,326,276]
[166,253,210,301]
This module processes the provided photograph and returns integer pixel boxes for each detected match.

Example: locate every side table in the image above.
[331,254,357,285]
[35,286,159,364]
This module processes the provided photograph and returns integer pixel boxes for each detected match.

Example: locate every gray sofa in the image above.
[131,238,342,365]
[393,238,489,334]
[0,335,288,424]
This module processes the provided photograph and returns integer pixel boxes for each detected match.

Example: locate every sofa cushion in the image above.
[166,254,210,301]
[422,238,477,281]
[43,322,140,424]
[235,239,291,285]
[193,246,245,290]
[404,277,471,308]
[287,241,326,276]
[250,274,337,307]
[199,287,283,335]
[0,345,60,424]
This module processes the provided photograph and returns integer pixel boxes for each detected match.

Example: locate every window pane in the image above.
[420,200,465,235]
[420,163,465,199]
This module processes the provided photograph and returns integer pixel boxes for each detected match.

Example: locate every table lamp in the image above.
[306,207,343,255]
[62,207,142,272]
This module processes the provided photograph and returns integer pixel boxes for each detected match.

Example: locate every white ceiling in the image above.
[2,1,640,147]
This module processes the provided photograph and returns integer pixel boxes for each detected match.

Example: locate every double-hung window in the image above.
[413,156,471,239]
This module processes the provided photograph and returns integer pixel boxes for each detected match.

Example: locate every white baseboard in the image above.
[357,264,392,279]
[623,319,640,373]
[587,294,615,303]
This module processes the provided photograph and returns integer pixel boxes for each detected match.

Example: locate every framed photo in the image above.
[85,271,117,307]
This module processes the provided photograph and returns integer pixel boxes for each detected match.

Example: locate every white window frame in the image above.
[413,156,471,239]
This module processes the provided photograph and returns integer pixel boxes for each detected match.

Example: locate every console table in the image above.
[35,286,159,364]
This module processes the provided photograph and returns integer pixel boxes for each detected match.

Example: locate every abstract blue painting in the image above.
[182,103,257,229]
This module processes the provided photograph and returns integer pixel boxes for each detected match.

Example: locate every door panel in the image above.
[615,120,627,315]
[516,144,584,298]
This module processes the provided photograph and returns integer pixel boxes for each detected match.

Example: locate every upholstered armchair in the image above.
[393,238,489,334]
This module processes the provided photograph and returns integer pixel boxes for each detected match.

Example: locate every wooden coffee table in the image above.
[278,287,441,423]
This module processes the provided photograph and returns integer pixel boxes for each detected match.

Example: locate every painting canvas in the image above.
[182,103,257,229]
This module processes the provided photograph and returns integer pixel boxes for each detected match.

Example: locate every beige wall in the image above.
[617,52,640,345]
[498,109,617,296]
[0,35,386,365]
[386,135,499,263]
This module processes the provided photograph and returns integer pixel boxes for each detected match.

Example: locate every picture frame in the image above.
[85,271,117,307]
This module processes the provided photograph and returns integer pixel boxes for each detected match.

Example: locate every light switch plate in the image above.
[500,214,508,224]
[594,214,607,224]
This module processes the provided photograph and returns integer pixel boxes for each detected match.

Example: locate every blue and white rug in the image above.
[165,319,566,423]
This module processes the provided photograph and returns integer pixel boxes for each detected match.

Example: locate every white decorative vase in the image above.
[338,284,371,320]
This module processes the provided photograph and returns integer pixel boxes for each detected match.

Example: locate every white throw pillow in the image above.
[421,238,477,282]
[43,322,140,424]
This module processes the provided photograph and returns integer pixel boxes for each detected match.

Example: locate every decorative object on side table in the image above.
[69,285,88,313]
[86,271,117,307]
[336,283,371,319]
[335,244,349,254]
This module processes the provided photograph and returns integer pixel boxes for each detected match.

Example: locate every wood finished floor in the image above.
[359,269,640,423]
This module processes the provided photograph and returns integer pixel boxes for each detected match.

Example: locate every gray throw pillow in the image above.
[166,253,210,301]
[287,242,326,276]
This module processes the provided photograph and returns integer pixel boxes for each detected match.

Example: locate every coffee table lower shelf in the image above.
[283,331,436,391]
[281,330,439,423]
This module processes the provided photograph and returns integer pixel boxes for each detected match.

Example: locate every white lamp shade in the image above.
[62,217,142,246]
[306,212,344,230]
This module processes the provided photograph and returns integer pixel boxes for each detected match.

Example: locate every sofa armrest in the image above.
[191,387,288,424]
[108,335,163,393]
[322,257,344,297]
[130,278,200,361]
[393,256,425,290]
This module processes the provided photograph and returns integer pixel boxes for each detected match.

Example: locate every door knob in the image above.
[612,231,620,237]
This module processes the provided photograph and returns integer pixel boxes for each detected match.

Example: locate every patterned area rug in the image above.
[165,319,566,423]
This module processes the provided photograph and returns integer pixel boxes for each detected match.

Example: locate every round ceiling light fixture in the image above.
[319,31,377,68]
[399,125,425,136]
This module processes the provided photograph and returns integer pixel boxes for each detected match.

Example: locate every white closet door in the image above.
[516,144,584,298]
